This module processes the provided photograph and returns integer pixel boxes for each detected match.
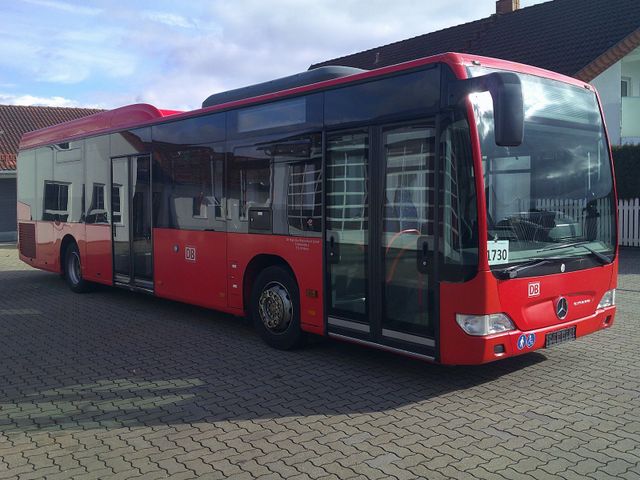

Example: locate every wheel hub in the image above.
[258,282,292,333]
[68,251,81,285]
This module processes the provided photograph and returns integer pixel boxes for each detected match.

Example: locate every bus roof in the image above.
[19,52,592,150]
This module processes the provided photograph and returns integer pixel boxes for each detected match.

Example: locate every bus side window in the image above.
[286,159,322,236]
[42,181,70,222]
[152,146,223,231]
[271,134,322,236]
[227,144,272,233]
[85,136,111,224]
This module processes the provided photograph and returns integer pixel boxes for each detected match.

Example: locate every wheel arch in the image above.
[243,254,297,313]
[59,234,78,273]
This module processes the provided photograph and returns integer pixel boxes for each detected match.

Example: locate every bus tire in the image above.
[63,242,92,293]
[250,266,304,350]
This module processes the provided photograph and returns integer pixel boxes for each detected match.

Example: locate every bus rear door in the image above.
[111,154,154,290]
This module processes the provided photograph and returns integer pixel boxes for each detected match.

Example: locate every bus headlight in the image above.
[597,289,616,309]
[455,313,515,336]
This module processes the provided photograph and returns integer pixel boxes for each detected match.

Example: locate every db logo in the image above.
[185,246,196,262]
[528,282,540,298]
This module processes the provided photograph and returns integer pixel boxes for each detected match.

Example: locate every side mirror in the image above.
[448,72,524,147]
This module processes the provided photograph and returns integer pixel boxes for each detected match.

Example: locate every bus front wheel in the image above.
[250,266,303,350]
[63,242,92,293]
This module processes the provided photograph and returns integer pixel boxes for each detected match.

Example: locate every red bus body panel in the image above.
[84,224,113,285]
[153,229,230,312]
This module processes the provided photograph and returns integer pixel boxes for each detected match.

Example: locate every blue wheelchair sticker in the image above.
[526,333,536,348]
[517,334,527,350]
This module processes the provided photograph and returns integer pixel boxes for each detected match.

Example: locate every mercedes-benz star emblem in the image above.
[556,297,568,319]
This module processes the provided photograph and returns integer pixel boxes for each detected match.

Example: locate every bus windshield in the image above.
[468,67,616,272]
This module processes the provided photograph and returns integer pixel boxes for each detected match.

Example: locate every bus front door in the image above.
[325,124,436,360]
[111,154,154,290]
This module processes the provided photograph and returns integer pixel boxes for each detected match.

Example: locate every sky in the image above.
[0,0,550,111]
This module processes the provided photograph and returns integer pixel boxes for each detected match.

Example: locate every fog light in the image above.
[597,289,616,310]
[455,313,515,336]
[494,344,505,354]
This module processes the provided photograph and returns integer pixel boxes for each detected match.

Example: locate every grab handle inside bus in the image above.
[447,72,524,147]
[417,236,429,274]
[327,232,340,264]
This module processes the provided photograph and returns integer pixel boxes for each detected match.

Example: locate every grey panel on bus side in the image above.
[17,149,36,220]
[53,140,84,223]
[202,66,365,108]
[35,147,53,222]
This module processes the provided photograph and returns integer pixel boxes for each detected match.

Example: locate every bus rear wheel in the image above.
[251,266,303,350]
[63,242,92,293]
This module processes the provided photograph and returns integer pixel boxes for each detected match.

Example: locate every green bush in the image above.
[612,145,640,199]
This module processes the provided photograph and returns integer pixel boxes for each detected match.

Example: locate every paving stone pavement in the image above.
[0,245,639,479]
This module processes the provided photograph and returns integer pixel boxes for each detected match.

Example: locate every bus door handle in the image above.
[417,236,429,274]
[327,232,340,264]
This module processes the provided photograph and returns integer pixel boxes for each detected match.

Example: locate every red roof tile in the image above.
[0,154,16,171]
[0,105,103,171]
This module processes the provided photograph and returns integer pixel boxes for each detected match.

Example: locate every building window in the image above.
[43,182,70,221]
[621,77,631,97]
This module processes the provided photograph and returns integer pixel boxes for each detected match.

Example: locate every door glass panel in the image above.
[112,158,130,278]
[382,125,435,336]
[131,155,153,282]
[326,132,369,318]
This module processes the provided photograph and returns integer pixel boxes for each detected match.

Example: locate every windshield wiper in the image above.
[537,241,611,265]
[495,258,560,280]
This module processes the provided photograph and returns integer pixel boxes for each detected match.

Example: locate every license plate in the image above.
[545,326,576,348]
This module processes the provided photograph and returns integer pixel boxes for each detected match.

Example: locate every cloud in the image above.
[119,0,505,109]
[21,0,101,15]
[0,24,136,85]
[0,93,79,107]
[141,11,197,29]
[3,0,553,110]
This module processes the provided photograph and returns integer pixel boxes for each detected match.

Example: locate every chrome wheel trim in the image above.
[68,251,81,285]
[258,281,293,333]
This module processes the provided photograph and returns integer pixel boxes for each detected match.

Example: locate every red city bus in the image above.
[16,53,618,365]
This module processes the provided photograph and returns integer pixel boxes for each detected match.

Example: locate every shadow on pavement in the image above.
[618,247,640,276]
[0,269,546,433]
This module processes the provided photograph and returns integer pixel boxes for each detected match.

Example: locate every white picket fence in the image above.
[533,198,640,247]
[619,198,640,247]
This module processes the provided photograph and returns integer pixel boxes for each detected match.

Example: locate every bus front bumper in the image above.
[446,306,616,365]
